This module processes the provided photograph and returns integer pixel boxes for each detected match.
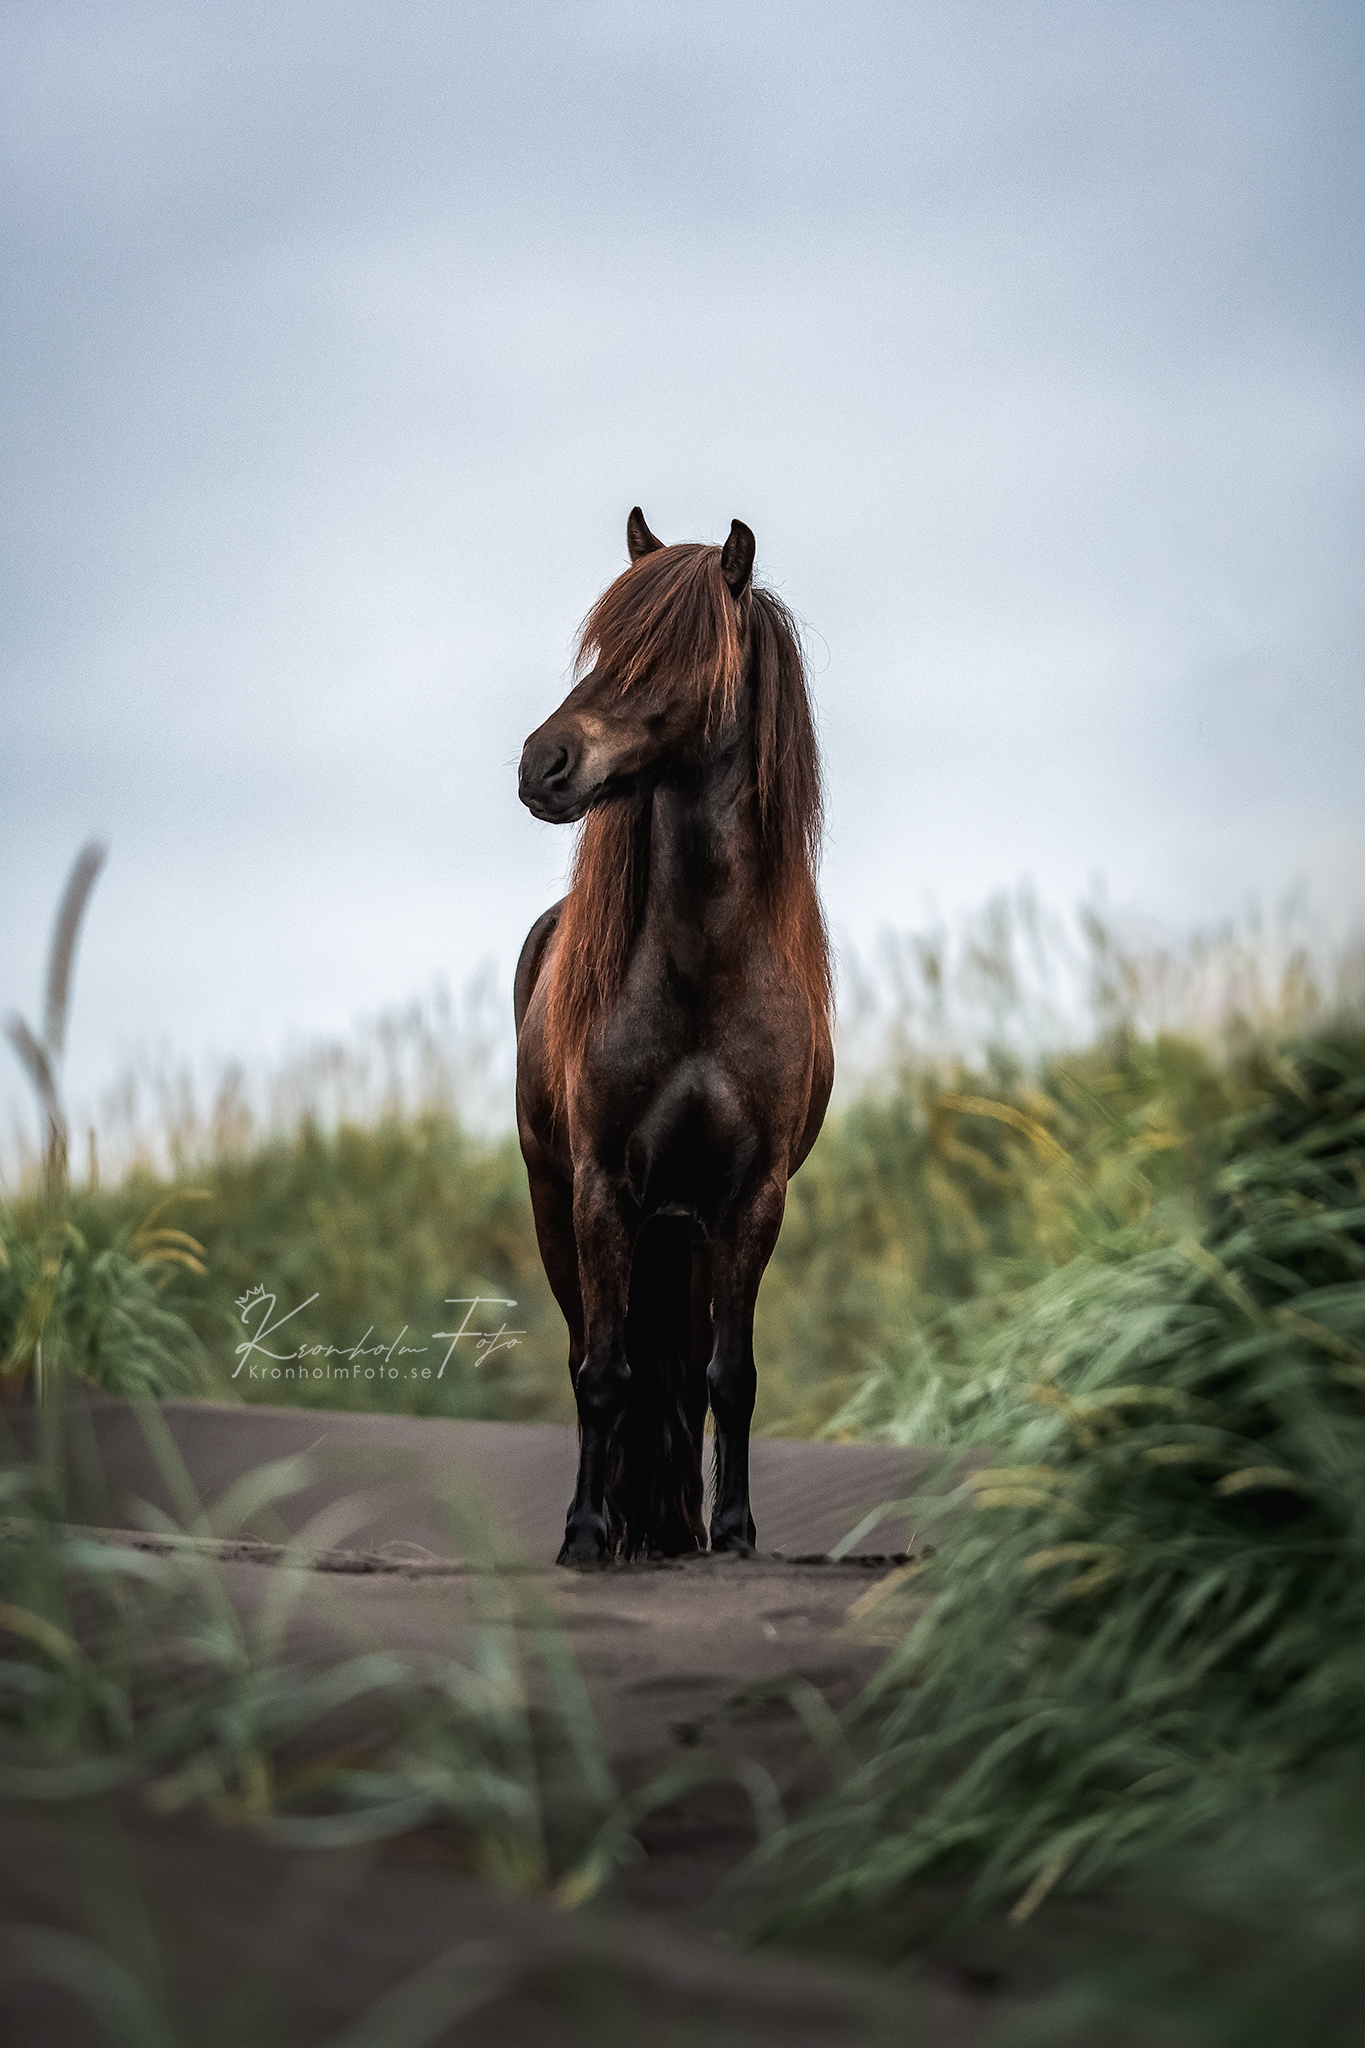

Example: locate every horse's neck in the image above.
[642,701,762,967]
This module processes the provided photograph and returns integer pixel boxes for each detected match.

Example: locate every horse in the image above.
[514,507,833,1564]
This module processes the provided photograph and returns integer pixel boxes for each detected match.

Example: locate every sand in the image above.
[0,1398,1013,2045]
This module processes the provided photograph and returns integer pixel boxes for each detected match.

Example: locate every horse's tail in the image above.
[604,1216,709,1560]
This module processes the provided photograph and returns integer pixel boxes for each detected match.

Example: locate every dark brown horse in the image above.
[515,508,833,1563]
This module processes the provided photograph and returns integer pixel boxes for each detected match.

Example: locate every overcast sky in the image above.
[2,1,1362,1148]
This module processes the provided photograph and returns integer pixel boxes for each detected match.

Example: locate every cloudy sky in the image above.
[2,1,1362,1144]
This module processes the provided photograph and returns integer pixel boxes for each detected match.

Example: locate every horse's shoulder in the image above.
[514,899,567,1035]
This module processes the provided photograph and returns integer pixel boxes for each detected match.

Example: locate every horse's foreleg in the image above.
[560,1169,632,1564]
[707,1176,785,1557]
[525,1160,584,1373]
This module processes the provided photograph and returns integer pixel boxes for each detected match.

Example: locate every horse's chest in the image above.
[599,982,782,1094]
[580,960,806,1212]
[615,1053,764,1220]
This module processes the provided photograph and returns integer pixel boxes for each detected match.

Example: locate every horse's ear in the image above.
[626,506,664,562]
[721,519,755,599]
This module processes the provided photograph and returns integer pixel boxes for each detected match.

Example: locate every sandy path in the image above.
[10,1396,933,1561]
[0,1400,1012,2045]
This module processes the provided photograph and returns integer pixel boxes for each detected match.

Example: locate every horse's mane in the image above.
[542,543,832,1104]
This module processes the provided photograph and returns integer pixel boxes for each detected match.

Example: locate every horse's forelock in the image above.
[575,543,744,717]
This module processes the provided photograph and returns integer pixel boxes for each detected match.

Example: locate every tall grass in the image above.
[744,1035,1365,1965]
[1,1196,214,1402]
[757,886,1363,1435]
[62,1117,572,1420]
[6,870,1362,1432]
[34,1035,1245,1427]
[754,1028,1248,1436]
[2,881,563,1414]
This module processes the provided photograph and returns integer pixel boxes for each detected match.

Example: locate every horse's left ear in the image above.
[627,506,665,562]
[721,519,755,599]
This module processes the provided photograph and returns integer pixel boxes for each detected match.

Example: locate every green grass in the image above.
[7,879,1358,1435]
[737,1036,1365,1994]
[26,1118,572,1422]
[1,1195,214,1402]
[3,1029,1260,1432]
[755,1028,1243,1435]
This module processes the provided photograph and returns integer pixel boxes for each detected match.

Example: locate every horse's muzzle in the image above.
[519,731,590,822]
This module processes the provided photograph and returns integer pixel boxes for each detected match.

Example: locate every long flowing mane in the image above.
[542,544,832,1103]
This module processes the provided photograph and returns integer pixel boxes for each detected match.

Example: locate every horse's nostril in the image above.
[545,746,571,788]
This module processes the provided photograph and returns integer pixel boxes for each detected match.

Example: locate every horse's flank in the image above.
[542,543,833,1109]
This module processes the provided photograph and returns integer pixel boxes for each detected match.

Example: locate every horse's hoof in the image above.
[709,1527,757,1558]
[557,1514,610,1566]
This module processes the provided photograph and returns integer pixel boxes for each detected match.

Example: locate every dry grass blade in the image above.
[3,1017,61,1139]
[43,838,107,1060]
[938,1092,1073,1167]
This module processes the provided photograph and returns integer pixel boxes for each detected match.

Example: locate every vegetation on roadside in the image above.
[0,1197,214,1403]
[1,842,215,1407]
[736,1033,1365,2041]
[64,1120,570,1422]
[757,1026,1239,1435]
[4,1036,1250,1427]
[6,864,1360,1438]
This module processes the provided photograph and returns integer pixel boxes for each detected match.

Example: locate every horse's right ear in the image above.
[626,507,664,562]
[720,519,755,599]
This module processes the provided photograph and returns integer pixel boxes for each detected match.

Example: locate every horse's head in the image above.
[518,508,756,824]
